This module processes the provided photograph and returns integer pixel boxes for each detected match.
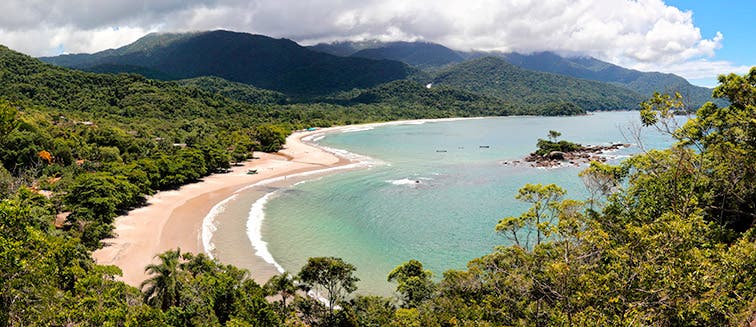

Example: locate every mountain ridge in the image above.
[40,30,415,96]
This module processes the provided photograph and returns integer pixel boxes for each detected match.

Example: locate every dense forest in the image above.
[2,36,755,326]
[309,40,718,109]
[432,57,647,111]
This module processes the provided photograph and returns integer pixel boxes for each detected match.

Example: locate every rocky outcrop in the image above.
[502,143,631,168]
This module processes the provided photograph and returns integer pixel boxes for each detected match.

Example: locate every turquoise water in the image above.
[262,112,681,295]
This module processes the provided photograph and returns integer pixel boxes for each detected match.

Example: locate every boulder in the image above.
[547,151,566,160]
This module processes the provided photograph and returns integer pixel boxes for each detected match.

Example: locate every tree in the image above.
[264,272,299,314]
[387,260,435,308]
[547,130,561,142]
[496,184,566,249]
[254,124,288,152]
[0,100,19,142]
[297,257,359,318]
[141,248,184,311]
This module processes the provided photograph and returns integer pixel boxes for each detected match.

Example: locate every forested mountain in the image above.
[307,40,387,57]
[348,41,464,68]
[310,40,464,68]
[40,30,414,96]
[496,51,718,108]
[432,57,646,110]
[310,39,715,108]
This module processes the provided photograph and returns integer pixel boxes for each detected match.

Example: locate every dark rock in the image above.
[547,151,566,160]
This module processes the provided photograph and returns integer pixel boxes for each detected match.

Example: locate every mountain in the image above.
[349,41,464,68]
[310,40,464,68]
[432,57,646,111]
[489,51,718,108]
[307,40,387,57]
[40,30,414,96]
[310,39,716,108]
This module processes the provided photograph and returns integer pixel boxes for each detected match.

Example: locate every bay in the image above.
[262,111,681,295]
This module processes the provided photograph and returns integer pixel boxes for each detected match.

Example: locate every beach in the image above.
[93,117,485,287]
[92,128,350,286]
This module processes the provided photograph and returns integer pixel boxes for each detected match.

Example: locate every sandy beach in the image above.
[93,128,349,287]
[94,117,482,287]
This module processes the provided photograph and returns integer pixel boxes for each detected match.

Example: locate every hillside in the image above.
[349,41,464,68]
[40,30,414,96]
[310,39,716,109]
[432,57,646,111]
[496,51,719,108]
[175,76,288,105]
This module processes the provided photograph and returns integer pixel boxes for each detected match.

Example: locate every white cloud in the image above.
[0,0,749,83]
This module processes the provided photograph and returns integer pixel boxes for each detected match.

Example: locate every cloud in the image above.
[0,0,748,82]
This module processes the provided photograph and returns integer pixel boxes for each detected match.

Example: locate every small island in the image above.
[504,130,631,168]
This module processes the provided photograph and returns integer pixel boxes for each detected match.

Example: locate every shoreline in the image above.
[93,117,478,287]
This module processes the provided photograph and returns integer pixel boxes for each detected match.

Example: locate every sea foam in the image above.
[201,194,239,259]
[245,191,285,273]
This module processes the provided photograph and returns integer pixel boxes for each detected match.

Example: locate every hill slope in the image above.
[349,41,465,68]
[40,30,414,96]
[432,57,646,111]
[175,76,288,105]
[497,51,718,108]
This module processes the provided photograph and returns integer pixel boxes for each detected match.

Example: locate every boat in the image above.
[247,169,258,175]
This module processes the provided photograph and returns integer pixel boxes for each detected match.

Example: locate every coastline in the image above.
[93,117,479,287]
[92,127,350,287]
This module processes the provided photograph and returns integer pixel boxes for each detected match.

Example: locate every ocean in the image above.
[208,111,684,295]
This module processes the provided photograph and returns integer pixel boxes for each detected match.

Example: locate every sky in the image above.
[0,0,752,87]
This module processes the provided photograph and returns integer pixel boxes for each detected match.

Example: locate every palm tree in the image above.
[141,248,184,310]
[264,272,298,313]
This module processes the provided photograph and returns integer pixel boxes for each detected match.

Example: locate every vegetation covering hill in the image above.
[348,41,465,68]
[308,40,388,57]
[176,76,288,105]
[432,57,647,111]
[2,36,756,325]
[311,40,716,109]
[329,80,584,116]
[497,51,719,108]
[40,30,414,96]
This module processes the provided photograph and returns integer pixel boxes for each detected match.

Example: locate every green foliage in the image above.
[501,51,722,109]
[265,272,299,315]
[387,260,436,308]
[255,124,289,152]
[432,57,646,111]
[176,76,288,105]
[297,257,360,317]
[534,139,583,156]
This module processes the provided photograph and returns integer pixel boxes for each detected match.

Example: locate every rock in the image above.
[547,151,566,160]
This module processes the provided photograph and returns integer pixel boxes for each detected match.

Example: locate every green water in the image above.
[262,112,680,295]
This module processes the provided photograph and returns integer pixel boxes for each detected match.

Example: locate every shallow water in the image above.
[217,111,684,295]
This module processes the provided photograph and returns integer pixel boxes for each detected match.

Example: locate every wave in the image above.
[201,194,239,260]
[386,175,434,186]
[202,125,383,273]
[387,178,420,186]
[245,191,285,273]
[339,126,375,133]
